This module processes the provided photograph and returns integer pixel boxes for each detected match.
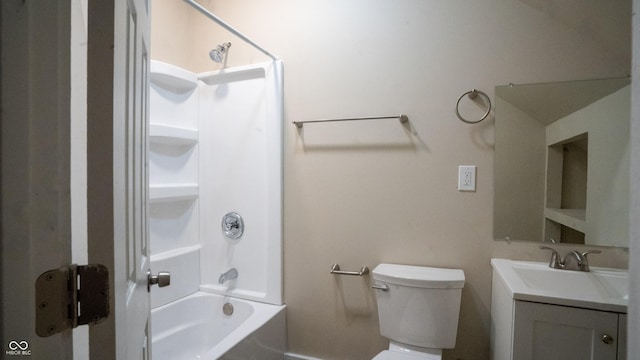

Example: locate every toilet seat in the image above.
[372,350,440,360]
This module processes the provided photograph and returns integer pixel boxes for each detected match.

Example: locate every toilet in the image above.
[371,263,465,360]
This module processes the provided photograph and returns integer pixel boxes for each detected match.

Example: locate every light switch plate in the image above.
[458,165,476,191]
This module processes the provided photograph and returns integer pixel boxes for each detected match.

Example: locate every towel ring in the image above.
[455,89,491,124]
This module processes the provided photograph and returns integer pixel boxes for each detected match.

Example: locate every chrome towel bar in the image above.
[330,264,370,276]
[294,114,408,128]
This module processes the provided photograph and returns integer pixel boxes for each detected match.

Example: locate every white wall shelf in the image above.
[150,123,198,145]
[150,184,199,203]
[150,245,202,308]
[150,61,198,93]
[544,208,586,233]
[150,244,202,263]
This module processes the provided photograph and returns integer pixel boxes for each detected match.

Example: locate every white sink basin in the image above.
[491,258,628,313]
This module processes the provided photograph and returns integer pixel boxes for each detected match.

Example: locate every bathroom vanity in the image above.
[490,258,628,360]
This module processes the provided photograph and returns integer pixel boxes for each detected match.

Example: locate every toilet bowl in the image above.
[371,264,465,360]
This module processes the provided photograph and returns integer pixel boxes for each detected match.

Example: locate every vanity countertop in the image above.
[491,258,628,313]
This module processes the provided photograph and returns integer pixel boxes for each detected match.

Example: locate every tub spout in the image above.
[219,268,238,284]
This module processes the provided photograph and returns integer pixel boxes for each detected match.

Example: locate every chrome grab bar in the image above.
[330,264,369,276]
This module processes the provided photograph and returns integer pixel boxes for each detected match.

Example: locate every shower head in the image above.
[209,42,231,63]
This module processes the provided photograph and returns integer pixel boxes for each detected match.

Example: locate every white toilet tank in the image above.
[372,264,465,350]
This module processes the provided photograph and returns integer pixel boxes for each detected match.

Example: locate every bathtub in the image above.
[151,292,286,360]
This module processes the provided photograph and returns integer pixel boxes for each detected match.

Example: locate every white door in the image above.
[1,1,75,358]
[86,0,152,359]
[1,0,152,359]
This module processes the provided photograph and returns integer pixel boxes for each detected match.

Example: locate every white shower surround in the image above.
[148,59,284,358]
[198,62,283,305]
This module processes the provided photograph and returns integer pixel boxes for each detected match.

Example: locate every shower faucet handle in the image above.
[224,219,239,230]
[222,212,244,239]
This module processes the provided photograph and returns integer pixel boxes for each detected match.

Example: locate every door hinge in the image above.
[35,264,110,337]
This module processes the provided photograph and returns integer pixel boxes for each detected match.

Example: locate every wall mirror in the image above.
[494,77,631,247]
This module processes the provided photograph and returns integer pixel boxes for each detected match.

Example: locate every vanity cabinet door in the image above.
[513,301,619,360]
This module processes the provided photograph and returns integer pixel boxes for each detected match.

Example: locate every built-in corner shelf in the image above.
[150,244,202,263]
[150,123,198,145]
[544,125,588,242]
[149,184,199,203]
[150,61,198,93]
[544,208,586,233]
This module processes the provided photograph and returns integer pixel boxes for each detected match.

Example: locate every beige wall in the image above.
[150,0,269,72]
[151,1,632,359]
[150,0,192,69]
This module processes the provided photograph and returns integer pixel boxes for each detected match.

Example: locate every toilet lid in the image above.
[372,350,439,360]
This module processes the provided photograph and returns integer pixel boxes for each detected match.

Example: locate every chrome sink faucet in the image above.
[539,246,563,269]
[563,250,602,272]
[539,246,601,272]
[219,268,238,284]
